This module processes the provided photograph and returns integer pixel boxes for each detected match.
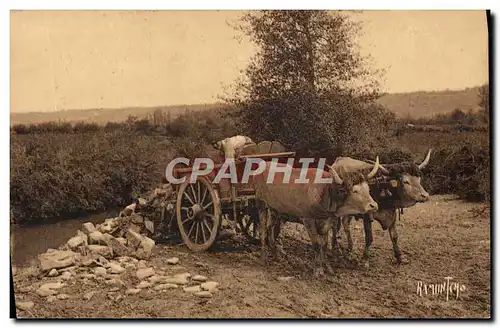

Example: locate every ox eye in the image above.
[352,189,358,194]
[403,181,410,185]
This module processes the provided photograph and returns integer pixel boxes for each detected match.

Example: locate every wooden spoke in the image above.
[181,217,192,225]
[189,184,198,203]
[187,221,196,239]
[202,218,212,232]
[183,191,195,205]
[201,187,208,205]
[203,201,213,210]
[200,220,207,242]
[194,222,200,243]
[197,182,201,205]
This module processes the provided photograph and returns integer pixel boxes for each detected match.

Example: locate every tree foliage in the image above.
[227,10,393,156]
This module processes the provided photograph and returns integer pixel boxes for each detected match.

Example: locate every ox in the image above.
[252,158,381,276]
[331,149,432,264]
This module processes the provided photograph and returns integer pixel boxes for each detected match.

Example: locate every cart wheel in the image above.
[176,176,221,251]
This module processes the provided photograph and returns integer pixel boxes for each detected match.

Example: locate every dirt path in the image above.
[13,195,490,318]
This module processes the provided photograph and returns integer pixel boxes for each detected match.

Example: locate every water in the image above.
[11,210,118,267]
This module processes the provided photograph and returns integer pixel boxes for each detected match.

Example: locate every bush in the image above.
[10,131,174,225]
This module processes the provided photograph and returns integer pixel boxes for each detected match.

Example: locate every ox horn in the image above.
[418,149,432,169]
[366,156,380,179]
[328,166,344,185]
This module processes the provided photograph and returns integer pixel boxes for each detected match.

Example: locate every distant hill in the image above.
[10,87,485,125]
[377,86,483,118]
[10,103,226,126]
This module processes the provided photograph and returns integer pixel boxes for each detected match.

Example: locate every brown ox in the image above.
[252,158,381,276]
[331,150,432,264]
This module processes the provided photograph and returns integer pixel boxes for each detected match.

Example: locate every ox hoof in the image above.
[313,267,325,278]
[393,255,410,265]
[325,264,335,275]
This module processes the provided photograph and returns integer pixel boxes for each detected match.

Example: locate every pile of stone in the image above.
[38,216,156,275]
[38,183,175,273]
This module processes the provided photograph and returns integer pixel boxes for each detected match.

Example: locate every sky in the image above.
[10,10,489,113]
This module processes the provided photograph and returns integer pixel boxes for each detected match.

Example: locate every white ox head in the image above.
[327,156,382,216]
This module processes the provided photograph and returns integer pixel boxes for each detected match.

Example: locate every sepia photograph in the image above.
[10,9,491,319]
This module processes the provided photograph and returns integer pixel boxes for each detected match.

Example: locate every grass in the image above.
[9,109,491,226]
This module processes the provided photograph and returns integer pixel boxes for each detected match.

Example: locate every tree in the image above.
[478,83,489,122]
[226,10,391,156]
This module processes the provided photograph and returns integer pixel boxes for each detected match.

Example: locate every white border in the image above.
[4,1,498,327]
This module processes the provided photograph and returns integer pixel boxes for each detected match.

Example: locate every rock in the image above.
[183,285,201,293]
[94,267,107,276]
[102,233,115,244]
[137,260,148,269]
[277,276,293,282]
[36,287,56,297]
[57,294,69,300]
[136,281,152,289]
[38,250,77,271]
[60,271,72,280]
[48,269,59,277]
[81,273,97,279]
[144,220,154,234]
[105,278,125,286]
[76,230,89,245]
[153,283,178,291]
[89,231,106,245]
[148,275,161,284]
[16,301,34,311]
[46,295,57,303]
[163,273,190,285]
[125,263,136,270]
[87,245,113,258]
[107,238,130,257]
[109,287,120,292]
[98,221,114,234]
[136,267,155,280]
[108,263,125,274]
[130,214,144,224]
[126,229,143,249]
[192,275,207,282]
[67,235,86,249]
[166,257,180,265]
[137,237,155,260]
[116,238,127,246]
[201,281,219,292]
[126,288,142,295]
[83,291,95,300]
[82,222,97,234]
[194,291,212,298]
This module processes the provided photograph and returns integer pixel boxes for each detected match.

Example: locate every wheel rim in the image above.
[176,176,221,251]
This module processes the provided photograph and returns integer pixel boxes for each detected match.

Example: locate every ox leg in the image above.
[271,215,286,259]
[303,219,324,278]
[331,217,342,256]
[258,205,271,265]
[388,214,408,264]
[362,214,374,260]
[342,216,353,254]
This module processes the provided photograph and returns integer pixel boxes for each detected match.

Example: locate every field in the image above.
[10,101,491,319]
[13,194,490,318]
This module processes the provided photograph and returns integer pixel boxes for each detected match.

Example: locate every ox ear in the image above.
[418,149,432,169]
